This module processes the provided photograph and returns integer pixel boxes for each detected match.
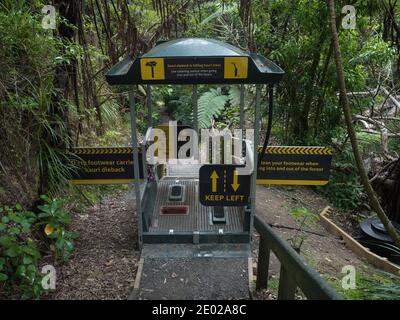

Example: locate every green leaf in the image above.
[55,238,65,249]
[38,212,51,219]
[0,273,8,281]
[198,88,228,128]
[64,240,74,252]
[26,264,37,281]
[21,245,39,257]
[20,221,31,233]
[23,256,33,264]
[9,213,21,223]
[6,245,19,258]
[0,235,14,247]
[1,216,9,224]
[15,203,22,211]
[16,265,26,277]
[9,227,21,235]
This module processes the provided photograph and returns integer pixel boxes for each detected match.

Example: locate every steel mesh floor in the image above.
[148,177,244,232]
[166,163,202,178]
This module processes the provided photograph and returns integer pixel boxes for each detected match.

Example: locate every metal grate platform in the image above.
[166,163,202,178]
[148,177,244,233]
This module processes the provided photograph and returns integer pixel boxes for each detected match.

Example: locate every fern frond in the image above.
[197,88,228,128]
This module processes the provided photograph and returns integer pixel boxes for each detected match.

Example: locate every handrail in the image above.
[254,215,342,300]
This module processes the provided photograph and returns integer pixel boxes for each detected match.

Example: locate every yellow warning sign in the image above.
[140,58,165,80]
[224,57,248,79]
[256,146,333,186]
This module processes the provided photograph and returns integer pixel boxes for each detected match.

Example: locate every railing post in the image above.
[278,266,297,300]
[256,236,270,291]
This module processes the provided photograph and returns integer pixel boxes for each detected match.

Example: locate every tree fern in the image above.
[228,85,241,107]
[197,88,228,128]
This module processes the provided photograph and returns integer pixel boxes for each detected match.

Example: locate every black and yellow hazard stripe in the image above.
[256,179,329,186]
[73,147,134,155]
[258,146,332,155]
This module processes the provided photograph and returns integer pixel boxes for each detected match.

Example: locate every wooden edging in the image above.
[128,258,145,300]
[319,206,400,276]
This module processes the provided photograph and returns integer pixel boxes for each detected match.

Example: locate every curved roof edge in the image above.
[106,38,284,85]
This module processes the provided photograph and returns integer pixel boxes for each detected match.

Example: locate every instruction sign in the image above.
[140,57,248,81]
[70,147,143,185]
[257,146,332,186]
[199,165,250,206]
[165,58,223,80]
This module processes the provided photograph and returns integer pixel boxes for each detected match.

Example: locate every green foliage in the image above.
[0,195,78,298]
[0,1,78,199]
[287,207,319,250]
[317,143,364,209]
[0,205,44,299]
[328,269,400,300]
[168,95,193,125]
[165,86,231,128]
[37,196,78,261]
[198,88,229,128]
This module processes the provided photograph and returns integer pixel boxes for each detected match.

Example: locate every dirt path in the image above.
[252,184,370,299]
[49,189,139,299]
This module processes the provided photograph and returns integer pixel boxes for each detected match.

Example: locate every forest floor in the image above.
[252,185,367,299]
[47,184,398,300]
[46,188,139,299]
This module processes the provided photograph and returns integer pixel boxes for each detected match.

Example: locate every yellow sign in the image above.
[224,57,248,79]
[140,58,165,80]
[256,146,333,186]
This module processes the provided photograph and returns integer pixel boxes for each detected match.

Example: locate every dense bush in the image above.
[0,198,78,299]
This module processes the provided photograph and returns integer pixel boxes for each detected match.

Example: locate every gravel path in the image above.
[49,189,139,299]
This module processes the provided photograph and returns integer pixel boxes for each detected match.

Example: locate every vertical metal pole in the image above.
[129,88,143,250]
[192,84,198,134]
[249,84,261,238]
[240,84,245,130]
[146,85,152,128]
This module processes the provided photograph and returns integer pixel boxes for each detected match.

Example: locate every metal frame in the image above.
[249,84,261,239]
[130,83,262,248]
[143,231,251,244]
[146,85,152,127]
[129,88,143,248]
[239,84,245,130]
[192,84,198,134]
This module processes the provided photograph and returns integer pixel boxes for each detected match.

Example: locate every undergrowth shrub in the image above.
[0,205,43,299]
[0,197,78,299]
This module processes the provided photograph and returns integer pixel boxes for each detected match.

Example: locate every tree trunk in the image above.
[327,0,400,247]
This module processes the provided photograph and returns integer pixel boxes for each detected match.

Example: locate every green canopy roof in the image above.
[105,38,284,85]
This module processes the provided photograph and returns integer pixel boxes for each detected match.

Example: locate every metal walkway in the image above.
[148,177,244,233]
[166,163,202,178]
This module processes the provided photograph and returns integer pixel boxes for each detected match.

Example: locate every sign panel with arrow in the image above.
[199,164,251,206]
